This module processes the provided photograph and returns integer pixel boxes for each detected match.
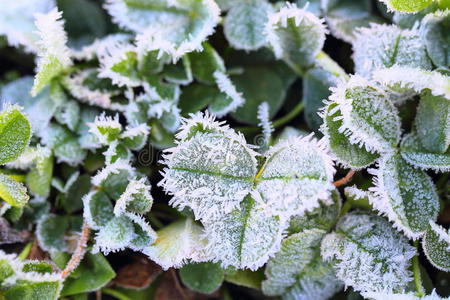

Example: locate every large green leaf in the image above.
[0,106,31,165]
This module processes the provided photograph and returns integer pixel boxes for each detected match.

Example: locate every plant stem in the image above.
[272,102,305,128]
[18,242,33,260]
[102,288,133,300]
[339,201,352,218]
[333,170,356,187]
[61,221,91,279]
[413,240,425,298]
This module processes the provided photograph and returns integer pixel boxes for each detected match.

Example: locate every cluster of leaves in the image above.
[0,0,449,299]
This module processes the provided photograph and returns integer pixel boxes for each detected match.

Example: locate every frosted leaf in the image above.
[321,102,380,169]
[321,211,416,294]
[120,123,150,150]
[114,178,153,216]
[352,24,431,78]
[25,149,53,198]
[328,76,401,153]
[288,190,341,235]
[5,146,50,171]
[369,154,440,239]
[32,8,72,96]
[380,0,433,13]
[94,215,136,254]
[188,42,225,85]
[106,0,220,60]
[143,218,209,270]
[223,0,274,51]
[420,9,450,67]
[91,159,136,200]
[103,141,132,165]
[36,214,70,252]
[265,3,327,73]
[262,228,327,296]
[76,107,103,150]
[88,113,122,144]
[159,105,182,133]
[255,135,335,217]
[373,67,450,100]
[415,90,450,153]
[256,102,274,152]
[71,33,131,60]
[83,190,114,230]
[0,174,29,208]
[160,114,257,221]
[422,222,450,272]
[163,55,193,85]
[0,105,32,165]
[401,133,450,173]
[203,195,286,270]
[363,290,450,300]
[210,71,245,117]
[321,0,382,43]
[54,100,80,132]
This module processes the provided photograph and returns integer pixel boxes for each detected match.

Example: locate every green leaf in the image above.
[322,102,380,169]
[224,269,264,290]
[91,160,136,200]
[83,190,114,230]
[179,84,219,115]
[415,90,450,153]
[61,173,91,214]
[188,43,225,85]
[163,55,192,85]
[3,280,62,300]
[36,214,70,252]
[422,222,450,272]
[265,4,326,73]
[223,0,273,51]
[26,152,53,198]
[420,9,450,67]
[321,211,416,294]
[380,0,433,12]
[0,106,32,165]
[328,76,401,153]
[0,174,29,208]
[401,133,450,172]
[94,215,136,254]
[179,262,224,294]
[230,66,288,124]
[61,252,116,296]
[0,257,14,284]
[54,100,80,132]
[322,0,382,43]
[369,154,440,239]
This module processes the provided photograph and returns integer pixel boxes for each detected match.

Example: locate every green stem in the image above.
[339,201,352,218]
[413,240,425,298]
[272,102,305,128]
[102,288,133,300]
[18,242,33,260]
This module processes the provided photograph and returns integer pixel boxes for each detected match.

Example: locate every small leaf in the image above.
[223,0,273,51]
[0,174,29,208]
[54,100,80,132]
[380,0,433,13]
[400,133,450,173]
[421,9,450,68]
[321,211,416,294]
[163,55,193,85]
[0,105,32,165]
[91,159,136,200]
[143,218,209,270]
[415,90,450,153]
[179,262,224,294]
[120,123,150,151]
[369,154,440,239]
[36,214,70,252]
[422,222,450,272]
[224,269,264,289]
[94,215,136,254]
[26,151,53,198]
[210,71,246,117]
[265,3,327,73]
[88,113,122,144]
[188,42,225,85]
[321,102,380,169]
[114,178,153,216]
[328,76,401,153]
[352,24,431,78]
[82,190,114,230]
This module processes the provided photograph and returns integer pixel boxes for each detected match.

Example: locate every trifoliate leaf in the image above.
[415,90,450,153]
[401,133,450,173]
[179,262,224,294]
[188,43,225,85]
[203,195,286,270]
[36,214,70,252]
[262,228,332,296]
[0,105,32,165]
[0,174,29,208]
[321,0,382,43]
[223,0,273,51]
[82,190,114,230]
[265,3,327,73]
[143,218,209,270]
[321,102,380,169]
[255,135,335,217]
[160,113,257,221]
[422,222,450,272]
[420,9,450,67]
[94,215,136,254]
[31,9,72,96]
[114,178,153,216]
[329,76,401,153]
[352,24,431,78]
[91,159,136,200]
[373,66,450,99]
[108,0,220,60]
[369,154,440,239]
[321,211,416,294]
[380,0,433,13]
[26,150,53,198]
